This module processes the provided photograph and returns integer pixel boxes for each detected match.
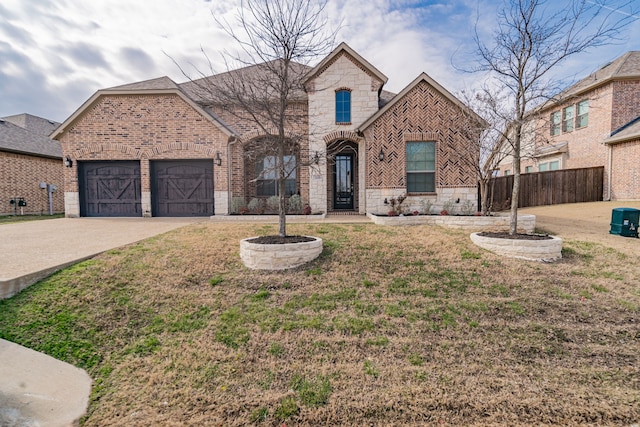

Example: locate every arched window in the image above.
[335,89,351,123]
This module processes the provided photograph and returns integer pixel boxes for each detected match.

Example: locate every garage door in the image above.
[151,160,214,217]
[79,161,141,217]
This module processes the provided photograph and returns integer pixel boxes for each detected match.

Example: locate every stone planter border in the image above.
[470,232,562,261]
[367,213,536,233]
[240,236,323,270]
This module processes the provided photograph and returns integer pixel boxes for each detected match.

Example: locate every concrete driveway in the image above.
[521,201,640,257]
[0,217,205,300]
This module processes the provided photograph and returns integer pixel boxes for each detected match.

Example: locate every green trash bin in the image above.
[610,208,640,238]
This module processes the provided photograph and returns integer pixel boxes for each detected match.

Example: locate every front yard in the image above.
[0,222,638,426]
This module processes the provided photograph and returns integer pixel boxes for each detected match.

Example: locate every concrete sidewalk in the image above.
[0,339,92,427]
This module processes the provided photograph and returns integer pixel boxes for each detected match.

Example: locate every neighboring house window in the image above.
[538,161,560,171]
[256,155,297,196]
[562,105,574,132]
[504,170,511,176]
[576,100,589,129]
[335,90,351,123]
[550,111,561,136]
[525,166,533,173]
[406,141,436,193]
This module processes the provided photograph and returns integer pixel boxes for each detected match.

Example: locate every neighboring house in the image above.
[497,51,640,200]
[52,43,483,217]
[0,114,63,215]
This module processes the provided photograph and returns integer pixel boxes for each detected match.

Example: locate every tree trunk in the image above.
[509,151,521,235]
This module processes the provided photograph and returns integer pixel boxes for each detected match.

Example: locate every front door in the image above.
[334,154,354,210]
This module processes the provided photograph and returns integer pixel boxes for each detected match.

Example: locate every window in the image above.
[539,163,548,172]
[562,105,574,132]
[335,90,351,123]
[406,141,435,193]
[576,100,589,129]
[525,166,533,173]
[549,160,560,170]
[550,111,561,136]
[504,170,511,176]
[256,155,297,196]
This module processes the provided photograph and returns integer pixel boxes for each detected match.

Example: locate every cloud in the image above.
[120,48,157,74]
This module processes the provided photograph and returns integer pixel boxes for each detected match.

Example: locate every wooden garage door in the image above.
[151,160,214,217]
[79,161,141,217]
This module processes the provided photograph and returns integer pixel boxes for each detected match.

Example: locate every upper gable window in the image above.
[576,100,589,129]
[335,89,351,124]
[562,105,574,132]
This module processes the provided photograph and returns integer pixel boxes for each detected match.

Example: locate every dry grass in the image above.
[1,222,639,426]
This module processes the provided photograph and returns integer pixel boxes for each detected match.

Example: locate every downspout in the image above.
[607,143,613,201]
[227,136,238,214]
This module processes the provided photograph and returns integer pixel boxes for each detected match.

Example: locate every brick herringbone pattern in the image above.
[364,81,479,189]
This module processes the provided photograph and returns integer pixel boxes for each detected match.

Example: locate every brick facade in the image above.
[0,152,64,215]
[497,51,640,200]
[55,43,483,216]
[57,94,229,216]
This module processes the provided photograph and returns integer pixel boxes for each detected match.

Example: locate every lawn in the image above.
[0,222,638,426]
[0,213,64,224]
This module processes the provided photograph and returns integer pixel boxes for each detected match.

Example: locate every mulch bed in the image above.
[247,235,316,244]
[478,231,553,240]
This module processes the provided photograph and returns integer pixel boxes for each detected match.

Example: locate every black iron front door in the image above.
[334,154,354,210]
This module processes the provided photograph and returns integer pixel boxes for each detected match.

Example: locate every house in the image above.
[0,114,63,215]
[51,43,484,217]
[497,51,640,200]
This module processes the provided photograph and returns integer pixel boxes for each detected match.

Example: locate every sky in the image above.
[1,0,639,123]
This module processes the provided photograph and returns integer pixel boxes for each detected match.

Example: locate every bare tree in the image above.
[469,0,635,234]
[181,0,337,237]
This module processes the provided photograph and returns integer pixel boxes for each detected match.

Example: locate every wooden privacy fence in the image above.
[483,166,604,210]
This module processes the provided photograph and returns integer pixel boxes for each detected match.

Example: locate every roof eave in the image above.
[51,88,235,139]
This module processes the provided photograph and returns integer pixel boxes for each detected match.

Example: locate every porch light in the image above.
[64,156,73,168]
[379,148,385,161]
[214,152,222,166]
[312,151,320,165]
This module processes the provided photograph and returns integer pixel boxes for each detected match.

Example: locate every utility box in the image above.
[610,208,640,238]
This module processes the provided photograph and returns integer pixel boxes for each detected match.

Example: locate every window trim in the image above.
[550,111,561,136]
[256,155,297,197]
[406,141,436,194]
[335,89,352,124]
[576,99,589,129]
[562,105,574,132]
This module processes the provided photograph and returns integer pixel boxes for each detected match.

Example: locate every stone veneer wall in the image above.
[306,52,384,213]
[368,213,536,233]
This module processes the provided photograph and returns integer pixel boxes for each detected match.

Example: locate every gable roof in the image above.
[2,113,60,136]
[303,42,388,88]
[0,115,62,159]
[51,77,235,140]
[357,72,486,132]
[540,51,640,110]
[179,60,312,105]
